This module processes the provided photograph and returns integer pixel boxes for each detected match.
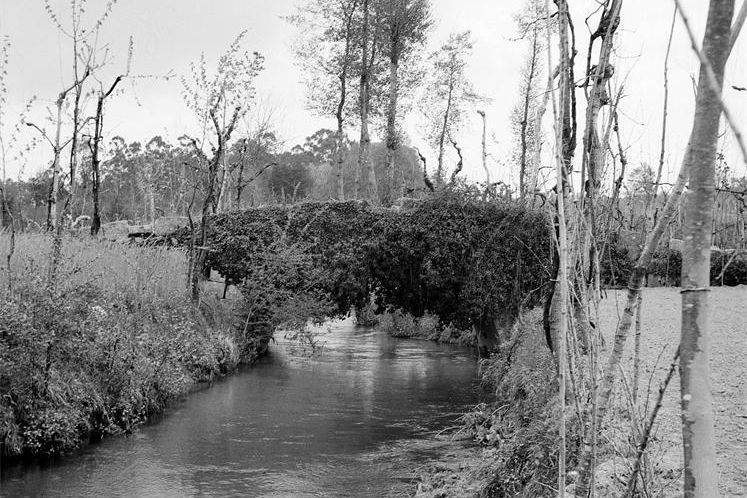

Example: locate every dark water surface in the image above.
[1,319,480,497]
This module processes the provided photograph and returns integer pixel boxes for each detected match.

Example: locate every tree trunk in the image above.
[90,77,123,236]
[236,161,246,208]
[519,25,540,199]
[335,0,358,202]
[192,154,220,301]
[574,0,734,493]
[529,67,555,207]
[90,96,106,237]
[477,110,490,196]
[47,95,65,231]
[679,1,733,495]
[191,108,240,302]
[436,79,454,185]
[355,0,371,201]
[384,54,400,205]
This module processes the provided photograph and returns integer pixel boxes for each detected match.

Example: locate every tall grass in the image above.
[0,232,244,459]
[0,232,188,301]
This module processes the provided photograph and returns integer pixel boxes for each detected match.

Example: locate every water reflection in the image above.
[2,318,479,497]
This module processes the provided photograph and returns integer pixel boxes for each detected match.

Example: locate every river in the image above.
[1,318,480,497]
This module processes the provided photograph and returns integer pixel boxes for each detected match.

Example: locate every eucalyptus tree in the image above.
[181,32,264,300]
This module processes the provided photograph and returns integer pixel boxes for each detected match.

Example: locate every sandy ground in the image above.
[410,286,746,497]
[598,286,747,497]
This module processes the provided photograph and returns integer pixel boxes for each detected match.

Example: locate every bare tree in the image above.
[512,0,545,199]
[421,31,480,185]
[26,81,79,231]
[88,74,125,235]
[543,1,572,494]
[355,0,377,201]
[181,32,264,300]
[574,0,742,493]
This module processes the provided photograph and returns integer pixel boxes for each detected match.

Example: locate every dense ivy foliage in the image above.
[206,195,554,332]
[207,201,380,316]
[369,197,553,329]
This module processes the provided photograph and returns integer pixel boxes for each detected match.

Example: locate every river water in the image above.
[1,318,480,497]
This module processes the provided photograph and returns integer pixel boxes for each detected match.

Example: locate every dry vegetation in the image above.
[597,286,747,497]
[0,232,188,299]
[413,286,746,497]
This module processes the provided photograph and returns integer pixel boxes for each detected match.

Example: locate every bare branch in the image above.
[674,0,747,166]
[730,0,747,52]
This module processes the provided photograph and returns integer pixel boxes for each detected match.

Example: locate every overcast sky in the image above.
[1,0,745,186]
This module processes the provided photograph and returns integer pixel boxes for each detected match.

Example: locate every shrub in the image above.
[0,234,247,459]
[464,309,582,496]
[369,194,553,330]
[648,248,747,287]
[378,309,438,340]
[207,201,380,317]
[600,232,635,287]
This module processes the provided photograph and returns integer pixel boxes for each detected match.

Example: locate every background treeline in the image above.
[0,130,426,229]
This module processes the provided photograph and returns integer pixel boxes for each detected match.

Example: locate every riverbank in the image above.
[412,287,747,497]
[0,233,268,462]
[1,318,481,496]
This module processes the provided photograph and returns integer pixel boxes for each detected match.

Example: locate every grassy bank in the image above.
[0,233,263,460]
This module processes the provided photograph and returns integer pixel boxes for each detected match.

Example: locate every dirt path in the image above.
[600,286,747,497]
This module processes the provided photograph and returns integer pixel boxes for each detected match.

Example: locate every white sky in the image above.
[1,0,746,186]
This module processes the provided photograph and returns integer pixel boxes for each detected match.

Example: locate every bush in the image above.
[0,234,246,459]
[600,232,635,287]
[648,248,747,287]
[207,201,380,316]
[710,251,747,286]
[463,309,582,496]
[649,249,682,286]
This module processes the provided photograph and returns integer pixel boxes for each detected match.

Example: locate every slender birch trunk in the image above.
[575,0,735,493]
[544,0,571,494]
[677,1,733,494]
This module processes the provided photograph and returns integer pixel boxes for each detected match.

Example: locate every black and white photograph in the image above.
[0,0,745,496]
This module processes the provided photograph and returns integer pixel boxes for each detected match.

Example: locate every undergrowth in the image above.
[377,307,476,345]
[0,233,253,459]
[451,309,582,497]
